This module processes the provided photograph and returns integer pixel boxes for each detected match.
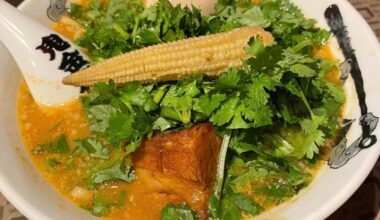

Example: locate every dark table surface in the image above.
[1,0,380,219]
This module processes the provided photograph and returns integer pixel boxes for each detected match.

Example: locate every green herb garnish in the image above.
[86,159,136,187]
[161,203,199,220]
[74,138,110,159]
[32,134,69,154]
[63,0,345,218]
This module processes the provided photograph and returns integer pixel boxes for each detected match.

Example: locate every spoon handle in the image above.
[0,0,88,106]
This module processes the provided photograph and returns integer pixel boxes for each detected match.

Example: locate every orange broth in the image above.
[16,44,340,219]
[17,82,185,219]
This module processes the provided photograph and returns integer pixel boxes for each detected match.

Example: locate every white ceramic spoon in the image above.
[0,0,89,106]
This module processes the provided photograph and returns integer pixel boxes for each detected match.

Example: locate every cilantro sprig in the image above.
[81,36,343,158]
[69,0,211,61]
[70,0,345,218]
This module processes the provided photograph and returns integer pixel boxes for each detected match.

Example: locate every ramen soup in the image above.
[17,0,345,219]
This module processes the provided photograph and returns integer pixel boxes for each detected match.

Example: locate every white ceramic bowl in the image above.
[0,0,379,220]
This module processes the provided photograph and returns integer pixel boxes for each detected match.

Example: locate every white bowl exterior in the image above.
[0,0,379,220]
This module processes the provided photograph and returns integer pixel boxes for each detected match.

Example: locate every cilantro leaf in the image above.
[228,104,250,129]
[106,112,135,146]
[268,134,295,157]
[246,45,283,72]
[153,117,177,131]
[216,68,242,89]
[303,130,324,159]
[220,195,242,220]
[162,96,193,123]
[161,80,200,124]
[91,194,110,216]
[246,74,276,103]
[314,79,345,116]
[70,0,211,60]
[253,180,297,205]
[120,82,158,112]
[88,81,118,103]
[88,160,136,186]
[135,28,163,45]
[161,203,199,220]
[245,37,265,57]
[241,74,277,127]
[74,138,110,159]
[194,94,226,117]
[125,137,143,155]
[210,97,239,126]
[87,105,116,133]
[290,64,316,77]
[208,195,220,219]
[288,166,309,186]
[228,159,305,206]
[236,6,270,27]
[299,115,326,159]
[229,191,262,216]
[90,191,127,216]
[32,135,69,154]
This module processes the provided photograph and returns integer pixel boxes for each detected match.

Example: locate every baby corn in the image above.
[63,26,273,86]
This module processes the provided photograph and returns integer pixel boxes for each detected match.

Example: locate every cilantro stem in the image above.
[153,86,168,103]
[215,131,232,199]
[290,40,313,53]
[299,89,313,117]
[125,102,135,113]
[179,110,191,124]
[131,17,140,41]
[160,106,191,124]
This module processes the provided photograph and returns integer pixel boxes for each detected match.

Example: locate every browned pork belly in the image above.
[132,123,222,218]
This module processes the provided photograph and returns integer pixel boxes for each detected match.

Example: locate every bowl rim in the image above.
[0,1,379,220]
[296,1,380,219]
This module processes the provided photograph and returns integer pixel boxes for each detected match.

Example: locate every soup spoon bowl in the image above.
[0,0,88,106]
